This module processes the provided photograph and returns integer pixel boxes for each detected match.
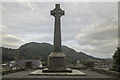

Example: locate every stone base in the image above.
[42,68,72,73]
[29,69,86,76]
[48,52,66,71]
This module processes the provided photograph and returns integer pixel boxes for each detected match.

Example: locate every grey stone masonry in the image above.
[42,4,71,72]
[51,4,64,52]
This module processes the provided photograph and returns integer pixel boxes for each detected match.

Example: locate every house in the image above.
[11,59,43,69]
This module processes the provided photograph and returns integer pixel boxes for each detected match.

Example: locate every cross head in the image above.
[50,4,65,17]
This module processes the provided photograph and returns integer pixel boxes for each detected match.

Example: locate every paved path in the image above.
[2,69,117,78]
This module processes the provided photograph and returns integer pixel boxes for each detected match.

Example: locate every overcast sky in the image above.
[1,2,118,58]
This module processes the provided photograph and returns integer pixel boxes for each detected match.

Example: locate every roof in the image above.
[11,59,43,68]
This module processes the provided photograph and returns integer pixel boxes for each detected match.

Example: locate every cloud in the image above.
[21,33,53,43]
[2,34,25,48]
[1,2,118,58]
[75,13,118,58]
[76,20,118,46]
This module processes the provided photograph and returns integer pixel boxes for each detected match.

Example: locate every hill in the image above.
[2,42,101,63]
[2,47,18,63]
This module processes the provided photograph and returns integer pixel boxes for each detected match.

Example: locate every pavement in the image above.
[2,69,117,78]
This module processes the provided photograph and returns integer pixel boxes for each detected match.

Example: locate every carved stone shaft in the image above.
[51,4,64,52]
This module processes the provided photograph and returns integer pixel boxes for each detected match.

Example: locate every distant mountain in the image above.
[1,42,101,63]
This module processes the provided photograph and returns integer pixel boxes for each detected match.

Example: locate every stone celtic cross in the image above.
[42,4,72,72]
[50,4,65,52]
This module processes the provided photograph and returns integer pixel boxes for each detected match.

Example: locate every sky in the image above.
[1,2,118,58]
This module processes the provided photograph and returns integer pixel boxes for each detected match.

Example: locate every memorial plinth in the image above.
[30,69,86,76]
[48,52,66,71]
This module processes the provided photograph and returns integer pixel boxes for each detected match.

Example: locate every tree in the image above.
[113,47,120,72]
[83,61,95,69]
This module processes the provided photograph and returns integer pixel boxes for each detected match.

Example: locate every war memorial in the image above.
[29,4,86,76]
[2,3,120,80]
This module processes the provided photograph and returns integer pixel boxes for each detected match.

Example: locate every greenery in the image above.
[2,47,18,63]
[113,47,120,72]
[82,61,95,69]
[2,42,101,64]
